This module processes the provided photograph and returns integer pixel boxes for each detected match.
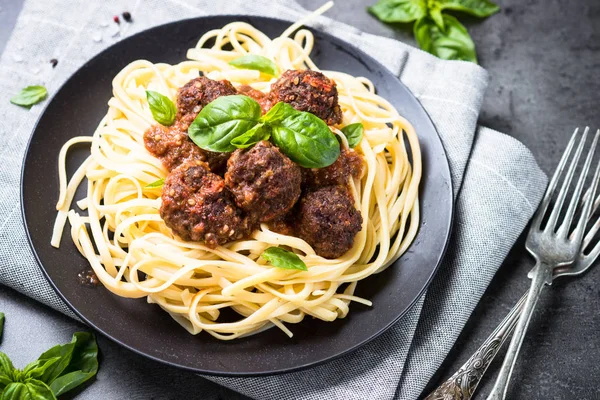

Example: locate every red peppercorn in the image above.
[50,59,58,68]
[113,15,120,24]
[122,11,132,22]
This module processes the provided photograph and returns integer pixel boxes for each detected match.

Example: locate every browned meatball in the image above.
[176,77,237,120]
[297,186,362,259]
[303,149,365,188]
[269,70,342,125]
[225,141,302,222]
[237,85,273,115]
[143,124,229,172]
[160,160,251,248]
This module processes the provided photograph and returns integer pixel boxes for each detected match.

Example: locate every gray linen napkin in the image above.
[0,0,547,399]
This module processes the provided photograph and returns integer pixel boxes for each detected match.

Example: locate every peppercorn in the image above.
[113,15,120,24]
[122,11,132,22]
[50,59,58,68]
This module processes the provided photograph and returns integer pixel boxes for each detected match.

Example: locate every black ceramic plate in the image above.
[22,16,453,376]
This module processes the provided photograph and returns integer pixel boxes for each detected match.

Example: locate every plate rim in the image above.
[20,14,454,376]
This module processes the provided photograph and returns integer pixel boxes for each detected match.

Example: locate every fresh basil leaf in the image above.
[34,342,75,385]
[0,354,14,376]
[1,380,56,400]
[414,15,477,63]
[48,333,98,397]
[145,178,164,188]
[270,105,340,168]
[0,353,14,392]
[188,95,261,153]
[340,123,364,148]
[22,358,60,381]
[368,0,426,23]
[230,124,270,149]
[435,0,499,17]
[146,90,176,126]
[261,247,308,271]
[10,86,47,108]
[429,6,445,29]
[229,55,279,76]
[260,101,297,125]
[0,313,4,342]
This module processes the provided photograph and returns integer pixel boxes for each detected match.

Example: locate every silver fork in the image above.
[486,127,600,400]
[423,127,600,400]
[424,171,600,400]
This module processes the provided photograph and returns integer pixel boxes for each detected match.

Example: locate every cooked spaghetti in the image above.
[52,4,421,340]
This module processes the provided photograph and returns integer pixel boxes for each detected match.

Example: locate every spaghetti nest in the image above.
[52,18,421,339]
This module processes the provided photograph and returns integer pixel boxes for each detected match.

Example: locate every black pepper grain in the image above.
[50,58,58,68]
[122,11,132,22]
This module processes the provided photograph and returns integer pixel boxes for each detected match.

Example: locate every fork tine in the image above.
[532,128,580,229]
[546,127,589,232]
[557,128,599,237]
[582,213,600,250]
[571,129,600,241]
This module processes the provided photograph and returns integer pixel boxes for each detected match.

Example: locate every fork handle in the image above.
[423,292,528,400]
[486,260,554,400]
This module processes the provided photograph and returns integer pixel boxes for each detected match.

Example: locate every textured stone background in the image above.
[0,0,599,398]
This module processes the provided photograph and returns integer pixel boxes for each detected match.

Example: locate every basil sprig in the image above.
[340,123,364,148]
[145,178,165,188]
[368,0,499,63]
[0,315,98,400]
[146,90,177,126]
[229,55,279,76]
[188,96,340,168]
[261,247,308,271]
[10,86,47,108]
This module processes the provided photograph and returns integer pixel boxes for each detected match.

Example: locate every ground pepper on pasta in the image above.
[52,9,421,340]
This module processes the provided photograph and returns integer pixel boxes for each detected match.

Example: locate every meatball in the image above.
[237,85,273,114]
[297,186,362,259]
[176,77,237,120]
[143,124,229,172]
[225,141,302,222]
[160,160,251,248]
[269,70,342,125]
[303,149,365,188]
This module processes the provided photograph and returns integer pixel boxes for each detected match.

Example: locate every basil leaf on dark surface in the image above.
[229,55,279,76]
[260,101,296,125]
[429,6,446,29]
[188,95,261,152]
[340,123,364,148]
[435,0,499,17]
[21,358,60,381]
[414,15,477,62]
[368,0,427,22]
[2,380,56,400]
[49,333,98,397]
[0,353,15,391]
[34,342,76,384]
[230,123,270,149]
[270,110,340,168]
[9,86,47,108]
[145,178,165,188]
[261,247,308,271]
[146,90,176,126]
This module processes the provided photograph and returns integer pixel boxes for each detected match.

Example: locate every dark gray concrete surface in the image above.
[1,0,599,399]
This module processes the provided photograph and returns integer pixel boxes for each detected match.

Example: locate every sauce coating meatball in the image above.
[297,186,362,259]
[176,76,237,121]
[269,70,343,125]
[225,141,302,222]
[303,149,365,188]
[160,160,251,248]
[143,124,229,172]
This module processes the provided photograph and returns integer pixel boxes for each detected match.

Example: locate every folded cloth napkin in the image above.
[0,0,548,398]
